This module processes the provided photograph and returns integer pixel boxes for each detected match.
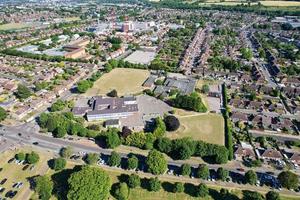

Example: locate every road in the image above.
[1,123,300,197]
[1,123,299,178]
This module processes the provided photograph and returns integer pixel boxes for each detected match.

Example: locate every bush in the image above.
[26,151,40,164]
[155,137,172,154]
[196,164,209,179]
[105,129,121,149]
[127,174,140,188]
[173,182,184,193]
[148,177,161,192]
[266,191,280,200]
[126,155,139,170]
[217,167,229,181]
[60,146,73,158]
[0,107,7,122]
[245,170,257,185]
[85,153,99,165]
[15,152,25,161]
[278,171,299,189]
[164,115,180,132]
[195,183,209,197]
[107,89,118,97]
[112,182,129,200]
[108,151,121,167]
[52,157,66,171]
[180,164,191,176]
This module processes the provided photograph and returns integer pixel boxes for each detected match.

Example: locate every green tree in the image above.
[60,146,73,158]
[50,100,66,112]
[196,164,209,180]
[217,167,229,181]
[195,183,209,197]
[278,171,299,189]
[146,150,167,175]
[85,153,99,165]
[106,129,121,149]
[245,170,257,185]
[148,177,161,192]
[173,182,184,193]
[201,84,210,94]
[15,152,25,161]
[126,155,139,170]
[180,164,191,176]
[127,174,141,188]
[243,190,264,200]
[0,107,7,122]
[153,117,166,138]
[112,182,129,200]
[26,151,40,164]
[108,151,121,167]
[52,157,66,171]
[15,84,32,99]
[266,191,280,200]
[155,137,172,154]
[54,126,67,138]
[77,80,92,93]
[34,175,53,200]
[67,166,111,200]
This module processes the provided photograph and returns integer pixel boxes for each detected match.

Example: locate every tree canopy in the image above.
[146,150,167,175]
[278,171,299,189]
[67,166,111,200]
[34,175,53,200]
[0,107,7,122]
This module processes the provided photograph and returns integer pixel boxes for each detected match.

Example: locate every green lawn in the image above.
[84,68,149,96]
[167,113,224,145]
[0,23,31,31]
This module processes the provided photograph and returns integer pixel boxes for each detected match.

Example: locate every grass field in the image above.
[0,148,52,200]
[167,113,225,145]
[85,68,149,97]
[260,1,300,6]
[0,23,31,31]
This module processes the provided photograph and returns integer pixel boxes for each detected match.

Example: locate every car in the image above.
[0,179,7,185]
[16,183,23,189]
[32,142,39,145]
[17,133,22,136]
[22,165,29,171]
[5,190,17,198]
[29,165,35,171]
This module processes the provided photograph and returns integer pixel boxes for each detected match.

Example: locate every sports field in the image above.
[85,68,149,96]
[260,1,300,6]
[0,23,31,31]
[167,113,225,145]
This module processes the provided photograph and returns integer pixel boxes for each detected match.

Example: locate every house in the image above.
[234,142,256,160]
[259,148,283,161]
[231,112,248,123]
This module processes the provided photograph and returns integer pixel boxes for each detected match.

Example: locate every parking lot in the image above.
[0,149,51,200]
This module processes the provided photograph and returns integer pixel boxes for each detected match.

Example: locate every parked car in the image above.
[5,190,17,198]
[0,179,7,185]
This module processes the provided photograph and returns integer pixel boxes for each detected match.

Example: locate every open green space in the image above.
[84,68,149,96]
[0,23,31,31]
[167,113,224,145]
